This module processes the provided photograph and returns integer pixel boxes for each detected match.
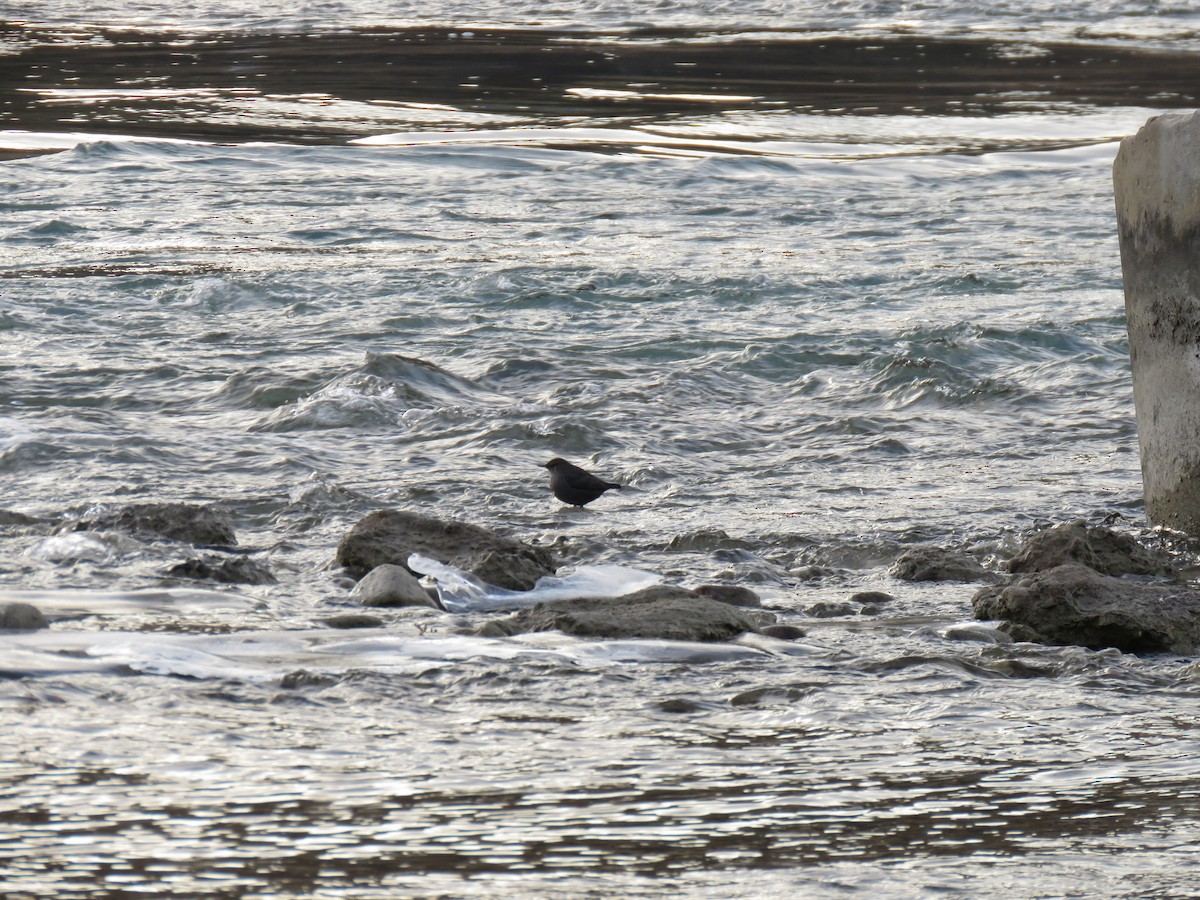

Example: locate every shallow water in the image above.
[3,2,1200,897]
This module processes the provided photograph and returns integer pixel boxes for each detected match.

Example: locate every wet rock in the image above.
[730,684,818,706]
[323,613,385,629]
[694,583,761,607]
[1006,521,1174,577]
[280,669,338,689]
[791,565,838,581]
[942,623,1014,644]
[0,510,42,527]
[656,698,703,714]
[998,622,1046,643]
[167,555,276,585]
[972,562,1200,654]
[850,590,896,605]
[892,546,993,583]
[351,563,442,610]
[336,509,553,591]
[665,529,754,552]
[761,624,807,641]
[0,602,48,631]
[805,600,858,618]
[66,502,237,547]
[473,620,510,638]
[479,585,766,642]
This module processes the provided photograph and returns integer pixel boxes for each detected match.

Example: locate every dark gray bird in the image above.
[542,458,622,507]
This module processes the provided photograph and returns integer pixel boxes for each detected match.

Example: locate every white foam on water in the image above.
[0,624,774,681]
[519,635,771,664]
[0,586,258,616]
[0,129,210,151]
[25,531,143,563]
[409,554,662,612]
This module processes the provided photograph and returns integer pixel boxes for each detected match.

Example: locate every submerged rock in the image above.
[804,600,859,618]
[480,585,769,642]
[942,623,1013,644]
[850,590,896,605]
[892,546,993,583]
[791,565,839,581]
[760,624,807,641]
[0,602,48,631]
[694,584,762,607]
[336,509,554,591]
[323,613,385,629]
[0,510,43,527]
[1006,521,1174,577]
[972,563,1200,654]
[351,563,441,609]
[66,502,237,547]
[472,620,510,638]
[167,555,275,585]
[280,669,338,689]
[665,529,755,552]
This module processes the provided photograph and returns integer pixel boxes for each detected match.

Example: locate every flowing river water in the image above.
[4,1,1200,896]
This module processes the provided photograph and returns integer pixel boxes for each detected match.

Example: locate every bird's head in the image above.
[542,458,568,470]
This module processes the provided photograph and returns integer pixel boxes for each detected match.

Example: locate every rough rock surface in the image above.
[351,563,441,609]
[168,555,276,585]
[0,602,48,631]
[336,509,553,591]
[892,546,993,583]
[694,584,761,607]
[1006,521,1173,577]
[66,502,237,546]
[480,585,768,642]
[972,563,1200,654]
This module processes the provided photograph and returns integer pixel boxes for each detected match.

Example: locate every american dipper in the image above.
[542,458,622,507]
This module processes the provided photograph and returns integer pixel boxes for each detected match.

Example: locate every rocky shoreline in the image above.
[3,500,1199,655]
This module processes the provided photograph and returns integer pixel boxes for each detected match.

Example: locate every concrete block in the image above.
[1114,111,1200,531]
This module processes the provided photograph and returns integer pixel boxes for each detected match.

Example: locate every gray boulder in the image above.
[892,546,993,583]
[66,502,237,547]
[0,602,48,631]
[972,563,1200,654]
[694,584,761,607]
[336,509,553,591]
[1007,521,1173,577]
[480,585,769,642]
[351,563,442,609]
